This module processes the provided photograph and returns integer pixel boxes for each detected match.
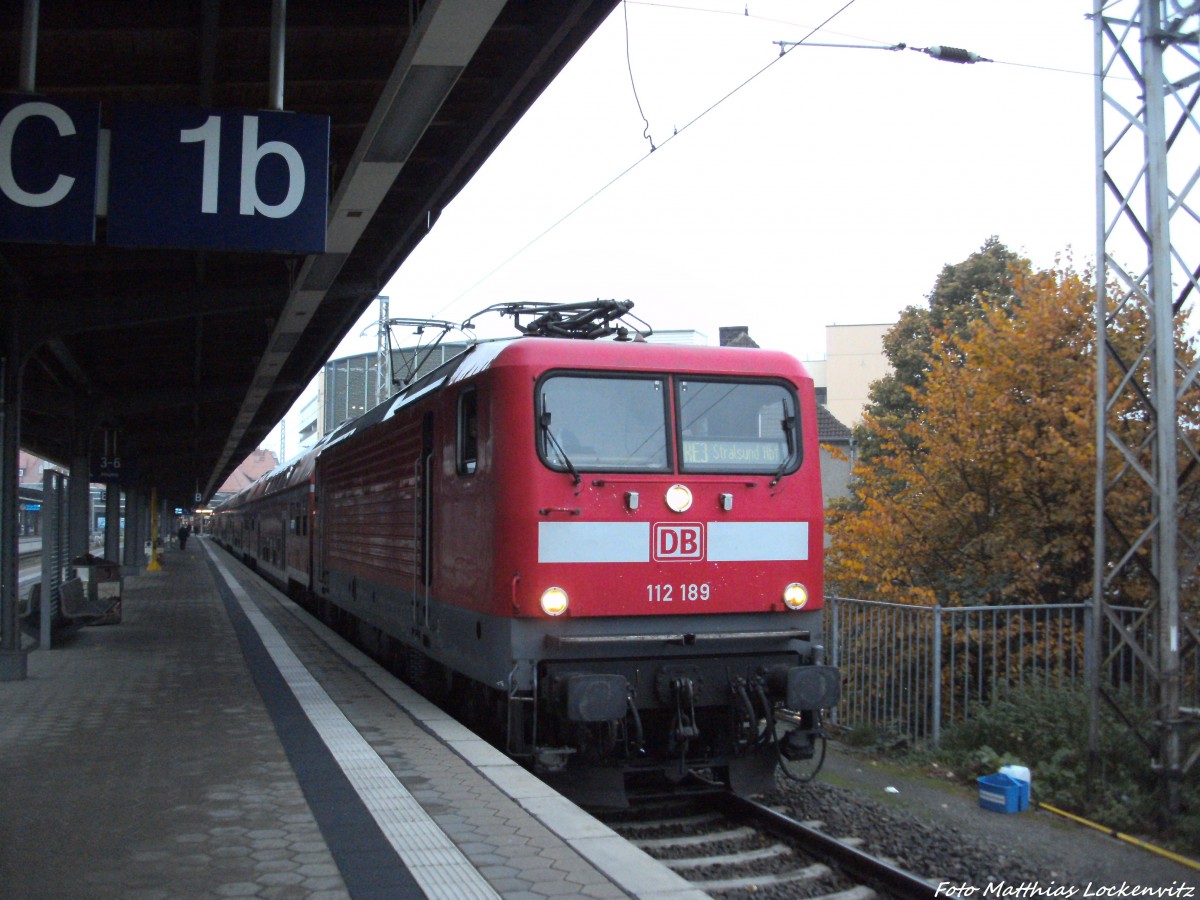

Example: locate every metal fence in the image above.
[825,596,1200,746]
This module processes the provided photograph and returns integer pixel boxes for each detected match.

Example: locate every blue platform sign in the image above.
[91,450,137,484]
[0,94,99,245]
[107,104,328,254]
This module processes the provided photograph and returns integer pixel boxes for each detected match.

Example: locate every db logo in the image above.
[653,523,704,561]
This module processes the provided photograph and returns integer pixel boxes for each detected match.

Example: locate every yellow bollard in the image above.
[146,487,161,572]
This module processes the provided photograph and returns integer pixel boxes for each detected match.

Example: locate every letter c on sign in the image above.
[0,102,77,208]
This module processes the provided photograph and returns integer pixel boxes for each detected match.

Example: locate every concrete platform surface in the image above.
[0,538,707,900]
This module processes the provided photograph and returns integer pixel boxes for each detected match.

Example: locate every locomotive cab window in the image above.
[458,388,479,475]
[538,374,670,473]
[677,379,801,475]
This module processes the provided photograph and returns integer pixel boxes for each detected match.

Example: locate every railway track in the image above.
[596,785,938,899]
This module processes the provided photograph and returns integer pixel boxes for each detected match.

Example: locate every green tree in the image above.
[854,237,1030,464]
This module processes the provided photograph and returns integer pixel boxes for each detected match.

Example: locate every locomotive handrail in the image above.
[546,629,811,647]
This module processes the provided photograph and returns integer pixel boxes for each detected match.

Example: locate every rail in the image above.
[729,793,937,899]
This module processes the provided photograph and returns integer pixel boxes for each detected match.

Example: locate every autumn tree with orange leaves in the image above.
[828,255,1169,608]
[829,235,1200,609]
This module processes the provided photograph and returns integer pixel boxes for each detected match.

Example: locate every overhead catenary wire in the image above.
[642,0,1096,76]
[624,0,656,151]
[434,0,862,317]
[772,41,990,64]
[434,0,1070,321]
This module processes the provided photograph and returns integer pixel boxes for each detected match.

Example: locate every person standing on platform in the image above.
[178,524,190,550]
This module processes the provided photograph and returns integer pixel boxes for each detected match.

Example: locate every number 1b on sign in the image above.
[107,103,329,254]
[181,115,307,220]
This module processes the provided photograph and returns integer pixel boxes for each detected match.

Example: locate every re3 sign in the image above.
[0,93,329,254]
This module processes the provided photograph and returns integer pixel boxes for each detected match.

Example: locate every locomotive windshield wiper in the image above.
[770,403,798,487]
[540,408,582,485]
[770,457,790,487]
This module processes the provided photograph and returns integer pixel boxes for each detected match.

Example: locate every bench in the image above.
[18,582,38,620]
[19,580,79,641]
[59,576,121,625]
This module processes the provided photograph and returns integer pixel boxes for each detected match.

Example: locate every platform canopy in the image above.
[0,0,617,508]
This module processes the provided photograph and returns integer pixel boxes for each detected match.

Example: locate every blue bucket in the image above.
[977,773,1023,814]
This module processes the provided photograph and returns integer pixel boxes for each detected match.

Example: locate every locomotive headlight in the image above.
[665,483,693,513]
[540,586,569,616]
[783,583,809,610]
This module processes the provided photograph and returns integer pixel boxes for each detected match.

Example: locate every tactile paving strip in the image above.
[208,549,501,900]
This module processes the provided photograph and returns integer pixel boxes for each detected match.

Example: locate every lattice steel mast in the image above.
[1091,0,1200,812]
[376,295,391,404]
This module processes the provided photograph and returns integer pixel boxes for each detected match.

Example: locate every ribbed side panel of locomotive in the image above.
[306,349,506,713]
[315,409,427,645]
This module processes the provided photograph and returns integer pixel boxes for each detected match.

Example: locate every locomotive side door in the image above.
[279,508,288,570]
[416,411,434,627]
[314,467,329,597]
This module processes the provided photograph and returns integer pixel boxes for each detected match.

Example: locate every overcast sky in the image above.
[265,0,1098,457]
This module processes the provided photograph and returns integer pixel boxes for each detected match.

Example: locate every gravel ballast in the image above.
[759,742,1198,894]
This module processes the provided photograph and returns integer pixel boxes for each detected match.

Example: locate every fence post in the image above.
[827,596,840,727]
[932,603,942,748]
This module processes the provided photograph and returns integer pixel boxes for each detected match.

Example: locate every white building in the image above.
[807,323,892,430]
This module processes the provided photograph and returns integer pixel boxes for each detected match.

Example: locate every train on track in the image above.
[213,301,839,805]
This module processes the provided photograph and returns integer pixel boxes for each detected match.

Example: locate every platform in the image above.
[0,538,707,899]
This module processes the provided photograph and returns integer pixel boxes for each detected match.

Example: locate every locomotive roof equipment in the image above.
[463,299,651,341]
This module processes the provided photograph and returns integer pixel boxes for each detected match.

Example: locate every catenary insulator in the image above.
[923,45,987,63]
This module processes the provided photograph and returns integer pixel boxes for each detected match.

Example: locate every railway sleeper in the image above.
[656,842,794,871]
[693,861,833,893]
[614,811,722,831]
[629,825,758,850]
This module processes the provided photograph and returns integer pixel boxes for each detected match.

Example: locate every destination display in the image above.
[682,439,786,468]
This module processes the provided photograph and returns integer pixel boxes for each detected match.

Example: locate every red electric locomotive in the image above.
[214,301,839,804]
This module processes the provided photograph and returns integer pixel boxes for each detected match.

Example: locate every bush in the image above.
[936,684,1198,847]
[841,722,881,748]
